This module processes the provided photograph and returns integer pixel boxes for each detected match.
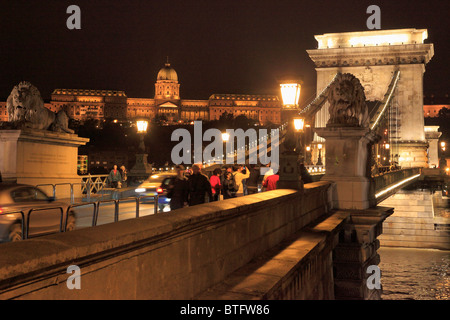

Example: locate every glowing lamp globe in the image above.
[293,117,305,132]
[280,82,301,108]
[137,120,149,134]
[222,132,230,142]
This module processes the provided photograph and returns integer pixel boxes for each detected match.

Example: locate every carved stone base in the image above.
[128,153,153,186]
[315,126,378,209]
[277,152,303,190]
[0,129,89,198]
[333,206,394,300]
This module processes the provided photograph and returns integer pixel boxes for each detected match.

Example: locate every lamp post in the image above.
[277,80,303,190]
[305,146,313,165]
[137,120,149,152]
[439,141,447,172]
[129,119,152,185]
[222,131,231,162]
[293,116,305,162]
[316,143,323,166]
[280,80,301,123]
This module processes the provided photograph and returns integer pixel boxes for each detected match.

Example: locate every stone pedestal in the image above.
[333,207,394,300]
[128,153,153,186]
[315,126,377,210]
[277,151,303,190]
[0,129,89,199]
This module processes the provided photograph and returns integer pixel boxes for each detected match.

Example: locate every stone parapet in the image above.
[0,182,333,300]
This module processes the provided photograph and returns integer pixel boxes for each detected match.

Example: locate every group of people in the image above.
[166,163,251,211]
[105,161,312,211]
[108,165,128,188]
[166,162,312,211]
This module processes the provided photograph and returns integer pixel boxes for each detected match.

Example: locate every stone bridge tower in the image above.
[307,28,434,168]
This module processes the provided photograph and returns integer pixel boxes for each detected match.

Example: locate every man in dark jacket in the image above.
[188,164,213,206]
[168,165,189,211]
[246,164,260,195]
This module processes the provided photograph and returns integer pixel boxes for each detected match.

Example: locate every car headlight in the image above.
[135,188,146,193]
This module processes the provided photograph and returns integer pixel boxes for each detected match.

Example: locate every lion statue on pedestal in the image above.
[327,73,369,128]
[6,81,74,133]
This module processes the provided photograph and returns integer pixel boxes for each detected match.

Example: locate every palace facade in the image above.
[0,61,281,125]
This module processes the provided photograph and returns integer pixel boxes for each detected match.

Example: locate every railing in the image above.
[0,195,159,242]
[81,174,109,198]
[36,182,86,203]
[36,175,109,204]
[373,167,422,201]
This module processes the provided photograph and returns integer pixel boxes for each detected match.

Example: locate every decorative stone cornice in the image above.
[307,43,434,68]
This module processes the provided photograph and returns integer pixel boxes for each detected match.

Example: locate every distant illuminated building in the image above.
[423,104,450,118]
[46,60,282,125]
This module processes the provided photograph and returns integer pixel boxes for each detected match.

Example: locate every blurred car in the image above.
[134,173,177,212]
[0,184,77,243]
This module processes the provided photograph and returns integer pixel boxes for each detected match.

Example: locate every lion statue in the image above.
[327,73,369,128]
[6,81,74,133]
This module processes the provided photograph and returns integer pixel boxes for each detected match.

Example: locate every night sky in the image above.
[0,0,448,106]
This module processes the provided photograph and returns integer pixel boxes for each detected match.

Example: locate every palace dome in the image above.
[157,62,178,81]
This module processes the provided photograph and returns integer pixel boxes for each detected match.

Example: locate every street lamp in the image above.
[317,143,323,166]
[293,117,305,132]
[305,146,313,165]
[136,120,149,152]
[129,119,152,185]
[277,82,303,190]
[280,82,301,108]
[440,141,447,171]
[293,116,306,162]
[222,132,230,142]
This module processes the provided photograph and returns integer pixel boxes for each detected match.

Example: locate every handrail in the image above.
[373,167,422,202]
[26,206,65,239]
[1,195,160,242]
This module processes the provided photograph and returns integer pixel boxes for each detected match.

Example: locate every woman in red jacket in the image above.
[210,168,222,201]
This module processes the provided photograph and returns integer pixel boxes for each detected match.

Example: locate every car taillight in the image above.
[0,208,2,214]
[156,187,163,194]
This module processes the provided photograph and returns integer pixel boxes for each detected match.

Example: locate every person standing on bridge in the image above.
[246,164,260,195]
[210,168,222,201]
[108,165,122,189]
[263,173,279,191]
[232,165,250,197]
[167,165,189,210]
[120,165,128,188]
[188,164,213,206]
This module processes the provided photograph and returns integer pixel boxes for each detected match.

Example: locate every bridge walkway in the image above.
[197,210,348,300]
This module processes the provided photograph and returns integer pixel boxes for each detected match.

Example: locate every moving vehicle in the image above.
[134,173,177,212]
[0,184,77,242]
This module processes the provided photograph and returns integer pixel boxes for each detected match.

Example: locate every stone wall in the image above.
[0,182,334,300]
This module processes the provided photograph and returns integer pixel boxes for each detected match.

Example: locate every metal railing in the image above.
[0,195,159,242]
[373,167,422,201]
[35,175,110,204]
[81,174,109,199]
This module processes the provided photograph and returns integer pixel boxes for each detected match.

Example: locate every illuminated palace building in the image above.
[47,61,282,125]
